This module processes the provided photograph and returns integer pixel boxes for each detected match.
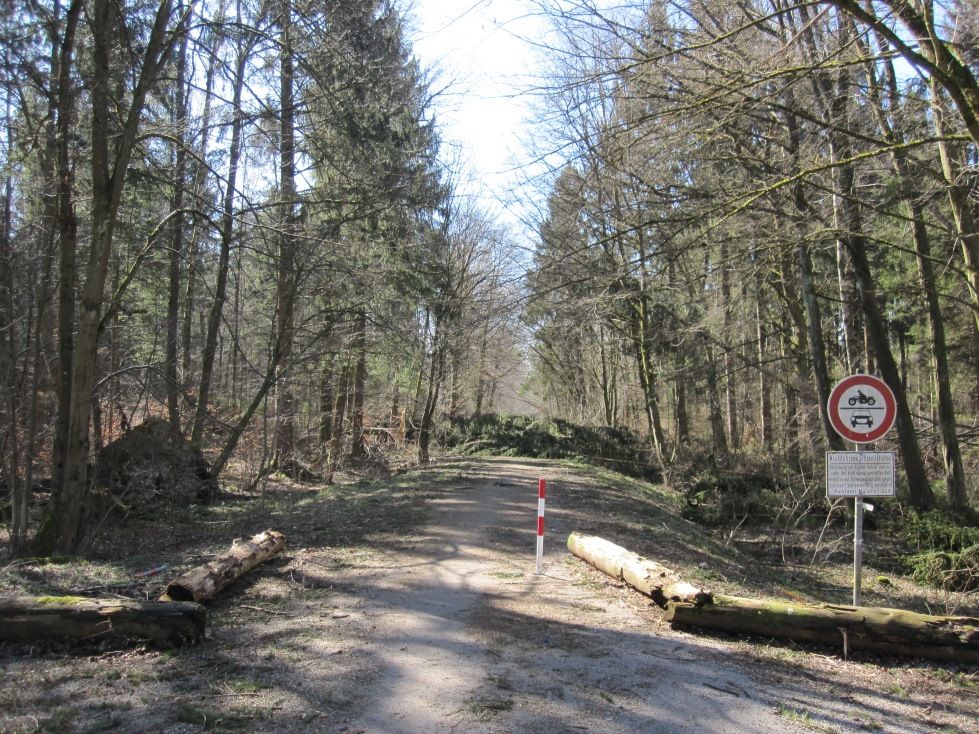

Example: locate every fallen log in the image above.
[161,529,286,603]
[666,595,979,665]
[0,596,205,645]
[567,532,710,608]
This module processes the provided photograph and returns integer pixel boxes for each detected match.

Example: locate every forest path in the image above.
[4,457,963,733]
[340,457,805,733]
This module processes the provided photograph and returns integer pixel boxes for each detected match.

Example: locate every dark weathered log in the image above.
[0,596,205,645]
[666,594,979,664]
[161,529,286,603]
[567,532,710,608]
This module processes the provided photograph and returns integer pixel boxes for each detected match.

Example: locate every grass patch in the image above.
[490,571,523,579]
[489,675,513,690]
[174,703,251,731]
[467,697,514,721]
[227,678,267,694]
[775,703,837,733]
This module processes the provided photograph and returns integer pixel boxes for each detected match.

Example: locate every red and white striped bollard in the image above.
[536,478,546,574]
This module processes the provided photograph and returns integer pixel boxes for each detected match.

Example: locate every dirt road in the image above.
[336,457,807,733]
[3,456,976,733]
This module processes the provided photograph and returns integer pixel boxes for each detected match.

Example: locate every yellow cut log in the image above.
[0,596,205,645]
[567,532,710,608]
[160,529,286,603]
[666,594,979,664]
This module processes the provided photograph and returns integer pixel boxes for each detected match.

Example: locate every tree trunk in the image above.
[191,35,248,448]
[799,241,845,451]
[181,13,223,384]
[161,530,286,604]
[0,596,205,645]
[411,308,430,427]
[780,101,844,452]
[273,0,297,468]
[166,4,191,434]
[838,172,934,509]
[567,533,709,609]
[666,594,979,665]
[857,35,968,510]
[755,293,772,450]
[474,319,488,416]
[631,299,667,464]
[39,0,179,554]
[348,309,367,460]
[326,361,351,482]
[418,314,446,465]
[1,93,22,554]
[720,241,738,450]
[796,13,933,506]
[900,187,966,509]
[702,334,728,464]
[50,0,83,516]
[319,355,336,443]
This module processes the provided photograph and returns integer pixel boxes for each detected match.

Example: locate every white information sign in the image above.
[826,451,896,497]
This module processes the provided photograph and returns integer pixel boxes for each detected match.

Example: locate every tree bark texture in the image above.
[166,4,191,433]
[273,0,297,467]
[666,594,979,665]
[160,529,286,603]
[349,309,367,460]
[0,596,205,645]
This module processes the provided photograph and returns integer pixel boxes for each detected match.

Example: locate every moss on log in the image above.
[567,532,710,608]
[160,529,285,603]
[666,594,979,664]
[0,596,205,645]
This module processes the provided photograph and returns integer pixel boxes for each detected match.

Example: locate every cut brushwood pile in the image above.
[161,529,286,603]
[568,532,979,664]
[0,596,205,645]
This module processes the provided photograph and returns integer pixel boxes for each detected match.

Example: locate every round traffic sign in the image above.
[827,374,896,443]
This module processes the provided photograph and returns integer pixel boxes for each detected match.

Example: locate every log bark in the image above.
[567,533,710,608]
[666,594,979,665]
[161,529,286,603]
[0,596,205,645]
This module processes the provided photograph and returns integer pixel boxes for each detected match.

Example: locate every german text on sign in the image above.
[826,451,896,497]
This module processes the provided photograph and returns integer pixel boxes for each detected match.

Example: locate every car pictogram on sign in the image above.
[850,412,874,428]
[827,374,896,443]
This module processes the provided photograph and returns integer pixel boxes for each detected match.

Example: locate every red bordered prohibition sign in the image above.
[827,374,897,444]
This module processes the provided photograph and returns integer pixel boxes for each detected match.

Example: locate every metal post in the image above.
[853,494,863,606]
[852,437,867,606]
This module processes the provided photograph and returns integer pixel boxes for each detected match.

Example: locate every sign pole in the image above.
[826,373,898,608]
[853,492,863,606]
[853,438,867,606]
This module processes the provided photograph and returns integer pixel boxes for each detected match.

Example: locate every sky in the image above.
[405,0,550,239]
